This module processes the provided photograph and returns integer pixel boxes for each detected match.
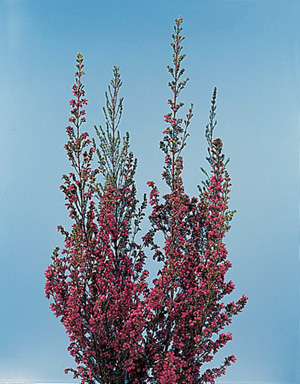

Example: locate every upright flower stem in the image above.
[142,16,248,383]
[45,55,152,384]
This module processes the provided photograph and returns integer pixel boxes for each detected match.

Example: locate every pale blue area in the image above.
[0,0,299,383]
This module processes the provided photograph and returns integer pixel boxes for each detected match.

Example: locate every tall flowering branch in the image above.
[142,17,248,383]
[160,16,193,191]
[45,52,99,381]
[45,56,153,384]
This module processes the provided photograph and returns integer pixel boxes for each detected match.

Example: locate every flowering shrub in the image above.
[45,16,247,384]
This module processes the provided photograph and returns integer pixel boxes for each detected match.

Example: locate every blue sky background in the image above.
[0,0,299,383]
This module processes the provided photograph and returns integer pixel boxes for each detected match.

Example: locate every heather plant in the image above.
[45,54,152,384]
[141,17,248,383]
[45,16,247,384]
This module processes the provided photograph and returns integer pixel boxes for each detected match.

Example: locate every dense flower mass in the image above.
[45,54,152,384]
[142,17,247,383]
[45,17,247,384]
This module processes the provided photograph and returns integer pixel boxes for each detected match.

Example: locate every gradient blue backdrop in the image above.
[0,0,299,383]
